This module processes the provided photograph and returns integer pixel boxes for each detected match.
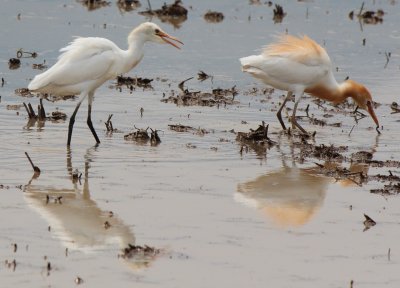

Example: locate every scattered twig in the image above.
[25,152,41,173]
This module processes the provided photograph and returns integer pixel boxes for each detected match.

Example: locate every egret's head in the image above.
[346,80,379,127]
[132,22,183,49]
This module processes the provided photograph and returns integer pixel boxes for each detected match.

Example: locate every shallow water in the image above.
[1,1,400,287]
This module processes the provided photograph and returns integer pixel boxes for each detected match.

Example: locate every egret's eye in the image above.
[366,100,371,105]
[155,29,160,34]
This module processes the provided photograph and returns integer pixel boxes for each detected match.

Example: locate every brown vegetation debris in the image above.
[168,124,192,132]
[161,85,238,107]
[371,183,400,196]
[124,126,150,142]
[204,11,224,23]
[116,75,153,89]
[117,0,141,12]
[78,0,111,11]
[119,244,160,259]
[8,58,21,69]
[273,4,286,23]
[139,0,187,28]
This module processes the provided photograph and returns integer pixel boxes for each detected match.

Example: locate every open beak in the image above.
[156,31,183,49]
[366,101,379,128]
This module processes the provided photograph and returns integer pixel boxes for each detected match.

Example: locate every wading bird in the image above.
[240,35,380,134]
[28,22,183,146]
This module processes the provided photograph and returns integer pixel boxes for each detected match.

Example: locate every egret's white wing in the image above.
[241,54,330,91]
[29,37,120,91]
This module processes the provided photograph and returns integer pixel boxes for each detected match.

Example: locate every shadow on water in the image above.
[24,146,158,270]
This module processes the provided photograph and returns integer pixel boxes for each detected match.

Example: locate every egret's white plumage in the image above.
[240,35,379,134]
[28,22,183,145]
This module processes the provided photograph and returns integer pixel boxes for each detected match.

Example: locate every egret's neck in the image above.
[120,33,146,73]
[305,79,349,104]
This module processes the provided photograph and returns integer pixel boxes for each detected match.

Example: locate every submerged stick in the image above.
[39,99,46,119]
[23,102,33,118]
[25,152,41,173]
[27,103,36,118]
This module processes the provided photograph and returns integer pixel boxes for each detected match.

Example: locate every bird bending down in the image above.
[28,22,183,146]
[240,35,379,134]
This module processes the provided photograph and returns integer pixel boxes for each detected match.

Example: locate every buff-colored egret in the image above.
[240,35,379,134]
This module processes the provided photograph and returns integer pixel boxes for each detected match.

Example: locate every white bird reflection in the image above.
[24,147,156,269]
[236,165,330,227]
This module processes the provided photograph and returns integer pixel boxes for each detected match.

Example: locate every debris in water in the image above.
[32,62,47,70]
[197,70,212,82]
[117,0,141,12]
[390,102,400,114]
[273,4,286,23]
[204,11,224,23]
[78,0,111,11]
[105,114,118,132]
[116,75,153,90]
[349,2,384,24]
[119,244,160,259]
[363,214,376,231]
[104,221,111,229]
[236,122,276,157]
[8,58,21,70]
[150,128,161,145]
[168,124,192,132]
[124,126,151,143]
[75,276,84,285]
[15,88,33,97]
[139,0,188,28]
[16,49,37,59]
[162,84,238,107]
[25,152,41,174]
[5,259,17,271]
[23,100,66,121]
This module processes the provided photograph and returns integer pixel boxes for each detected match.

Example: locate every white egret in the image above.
[28,22,183,145]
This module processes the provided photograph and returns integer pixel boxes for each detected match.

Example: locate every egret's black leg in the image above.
[67,101,83,146]
[291,92,308,134]
[276,91,292,130]
[87,92,100,144]
[87,104,100,144]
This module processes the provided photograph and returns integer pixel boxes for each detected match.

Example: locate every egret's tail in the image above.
[28,72,49,91]
[240,55,262,70]
[239,55,268,80]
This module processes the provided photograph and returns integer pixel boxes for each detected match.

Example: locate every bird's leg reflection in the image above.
[24,148,158,270]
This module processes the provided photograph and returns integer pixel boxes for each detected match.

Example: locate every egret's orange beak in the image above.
[156,31,183,49]
[366,101,379,128]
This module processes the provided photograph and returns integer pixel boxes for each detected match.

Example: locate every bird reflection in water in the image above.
[24,147,157,269]
[236,136,378,227]
[237,165,329,227]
